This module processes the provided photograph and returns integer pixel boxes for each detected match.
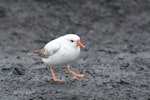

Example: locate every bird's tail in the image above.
[27,52,36,56]
[28,49,43,56]
[28,49,46,57]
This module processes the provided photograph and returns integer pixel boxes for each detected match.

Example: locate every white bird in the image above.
[29,34,86,82]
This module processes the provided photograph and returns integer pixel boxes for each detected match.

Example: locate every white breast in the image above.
[42,45,80,66]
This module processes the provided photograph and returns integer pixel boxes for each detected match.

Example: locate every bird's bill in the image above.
[77,40,86,48]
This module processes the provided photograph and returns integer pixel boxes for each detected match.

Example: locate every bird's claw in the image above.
[73,74,85,80]
[53,78,64,82]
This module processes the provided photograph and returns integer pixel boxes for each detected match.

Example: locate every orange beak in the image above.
[77,40,86,48]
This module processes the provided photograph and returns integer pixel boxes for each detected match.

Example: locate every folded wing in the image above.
[29,41,60,58]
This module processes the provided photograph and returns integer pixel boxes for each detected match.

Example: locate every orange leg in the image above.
[66,65,85,79]
[49,66,63,82]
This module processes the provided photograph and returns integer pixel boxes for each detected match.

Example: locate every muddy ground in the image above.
[0,0,150,100]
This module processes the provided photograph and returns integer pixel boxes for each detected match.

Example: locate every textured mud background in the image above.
[0,0,150,100]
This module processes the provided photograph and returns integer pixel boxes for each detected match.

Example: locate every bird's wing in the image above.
[29,41,60,58]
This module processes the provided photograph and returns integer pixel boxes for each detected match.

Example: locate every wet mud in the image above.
[0,0,150,100]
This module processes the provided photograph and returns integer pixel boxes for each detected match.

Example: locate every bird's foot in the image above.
[66,67,85,79]
[53,78,64,82]
[50,66,63,82]
[73,73,85,79]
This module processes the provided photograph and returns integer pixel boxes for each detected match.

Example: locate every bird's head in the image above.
[63,34,86,48]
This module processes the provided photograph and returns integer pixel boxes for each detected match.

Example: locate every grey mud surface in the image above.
[0,0,150,100]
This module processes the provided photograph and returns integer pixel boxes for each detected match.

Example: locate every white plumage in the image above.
[29,34,85,82]
[42,34,80,66]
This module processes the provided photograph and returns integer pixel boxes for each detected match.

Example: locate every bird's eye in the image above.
[70,40,74,42]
